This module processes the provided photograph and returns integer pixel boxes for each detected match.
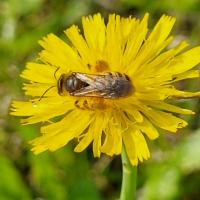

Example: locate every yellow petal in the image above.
[111,123,122,155]
[11,97,74,124]
[133,129,150,162]
[169,89,200,98]
[92,113,104,157]
[143,107,188,132]
[82,13,106,55]
[118,100,143,123]
[65,25,95,68]
[101,119,122,156]
[148,15,176,46]
[123,128,150,165]
[136,117,159,140]
[74,123,94,153]
[122,128,138,166]
[130,15,176,75]
[121,16,137,39]
[31,110,92,153]
[135,90,169,101]
[21,62,56,84]
[144,100,194,115]
[169,46,200,74]
[101,132,115,156]
[135,41,189,80]
[124,108,143,123]
[171,70,200,82]
[40,109,90,134]
[22,83,57,97]
[123,13,149,71]
[103,14,125,71]
[39,33,83,72]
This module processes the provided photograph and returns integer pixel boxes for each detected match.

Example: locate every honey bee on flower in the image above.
[57,71,133,99]
[11,13,200,166]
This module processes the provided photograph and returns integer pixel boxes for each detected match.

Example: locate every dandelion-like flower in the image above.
[11,13,200,166]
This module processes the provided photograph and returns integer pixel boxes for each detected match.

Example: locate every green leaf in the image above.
[0,155,32,200]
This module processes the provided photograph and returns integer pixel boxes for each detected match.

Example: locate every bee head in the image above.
[57,73,88,96]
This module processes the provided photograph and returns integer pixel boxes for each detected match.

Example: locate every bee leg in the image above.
[83,100,92,110]
[74,99,94,110]
[74,100,84,110]
[87,63,91,69]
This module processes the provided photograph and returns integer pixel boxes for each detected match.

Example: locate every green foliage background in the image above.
[0,0,200,199]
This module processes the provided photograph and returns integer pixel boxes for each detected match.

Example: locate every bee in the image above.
[57,72,134,99]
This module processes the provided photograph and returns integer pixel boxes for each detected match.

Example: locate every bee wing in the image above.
[73,72,100,85]
[71,85,109,98]
[71,85,97,96]
[71,72,109,98]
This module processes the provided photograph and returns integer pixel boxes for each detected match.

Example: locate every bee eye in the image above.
[66,75,78,92]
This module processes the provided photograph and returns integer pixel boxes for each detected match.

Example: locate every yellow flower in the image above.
[11,13,200,166]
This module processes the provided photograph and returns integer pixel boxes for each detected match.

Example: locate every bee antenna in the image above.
[54,67,60,80]
[38,86,56,102]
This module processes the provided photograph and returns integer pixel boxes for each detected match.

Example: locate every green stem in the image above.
[120,144,137,200]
